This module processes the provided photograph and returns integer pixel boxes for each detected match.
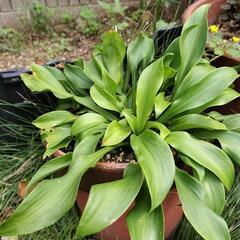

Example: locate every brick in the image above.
[69,0,79,5]
[46,0,57,7]
[58,0,68,6]
[11,0,23,10]
[0,0,12,12]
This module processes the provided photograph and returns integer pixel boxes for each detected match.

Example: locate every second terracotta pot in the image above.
[77,162,183,240]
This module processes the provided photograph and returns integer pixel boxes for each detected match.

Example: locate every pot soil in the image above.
[182,0,240,114]
[54,150,183,240]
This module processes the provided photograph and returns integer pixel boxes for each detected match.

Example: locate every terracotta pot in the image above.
[76,162,183,240]
[182,0,240,114]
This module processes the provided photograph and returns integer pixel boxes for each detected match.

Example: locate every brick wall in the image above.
[0,0,131,28]
[0,0,99,12]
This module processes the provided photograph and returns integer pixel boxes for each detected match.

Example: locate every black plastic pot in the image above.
[154,25,182,57]
[0,60,64,128]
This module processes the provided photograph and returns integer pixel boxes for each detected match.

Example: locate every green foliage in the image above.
[78,6,101,36]
[1,4,240,240]
[98,0,129,31]
[28,1,54,33]
[60,12,74,24]
[208,31,240,59]
[0,27,24,53]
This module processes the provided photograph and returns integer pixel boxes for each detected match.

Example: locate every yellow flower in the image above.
[232,36,240,43]
[209,25,219,33]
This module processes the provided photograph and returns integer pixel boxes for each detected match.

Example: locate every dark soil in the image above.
[102,147,136,163]
[216,1,240,40]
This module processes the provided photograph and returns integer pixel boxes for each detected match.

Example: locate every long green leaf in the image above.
[195,130,240,165]
[73,96,116,121]
[201,170,225,215]
[155,92,171,118]
[179,154,205,181]
[161,67,238,121]
[64,64,92,89]
[90,84,123,112]
[76,164,143,237]
[33,110,77,129]
[188,87,240,114]
[175,168,230,240]
[174,63,214,100]
[166,131,234,190]
[101,31,125,85]
[175,4,209,88]
[126,185,164,240]
[169,114,227,131]
[136,57,166,132]
[0,137,112,236]
[72,112,107,136]
[21,64,72,99]
[131,129,175,211]
[102,119,132,146]
[27,153,72,191]
[223,114,240,132]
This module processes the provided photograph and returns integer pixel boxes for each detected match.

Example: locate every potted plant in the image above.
[0,4,240,240]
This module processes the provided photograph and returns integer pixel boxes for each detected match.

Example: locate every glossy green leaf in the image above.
[174,63,215,100]
[146,121,170,139]
[127,34,154,81]
[43,138,71,159]
[0,137,112,236]
[76,164,143,237]
[73,96,116,121]
[166,131,234,190]
[101,31,125,85]
[122,108,139,134]
[21,64,72,99]
[201,171,225,214]
[161,67,238,121]
[195,130,240,165]
[33,110,77,129]
[126,185,164,240]
[64,64,92,89]
[176,4,209,87]
[72,112,107,136]
[188,87,240,114]
[90,84,123,112]
[223,114,240,132]
[44,125,71,149]
[175,168,230,240]
[169,114,227,131]
[136,57,165,132]
[102,119,131,146]
[164,37,180,70]
[27,153,72,191]
[179,154,205,181]
[131,129,175,211]
[155,92,171,118]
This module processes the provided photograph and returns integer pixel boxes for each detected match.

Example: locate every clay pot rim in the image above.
[54,149,130,173]
[182,0,240,63]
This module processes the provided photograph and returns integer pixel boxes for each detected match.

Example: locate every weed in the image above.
[28,1,54,34]
[78,6,101,36]
[0,27,24,53]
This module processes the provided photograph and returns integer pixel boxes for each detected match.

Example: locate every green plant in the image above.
[0,27,24,53]
[78,6,101,36]
[174,172,240,240]
[98,0,128,31]
[1,5,240,240]
[28,1,53,33]
[61,12,74,24]
[207,25,240,59]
